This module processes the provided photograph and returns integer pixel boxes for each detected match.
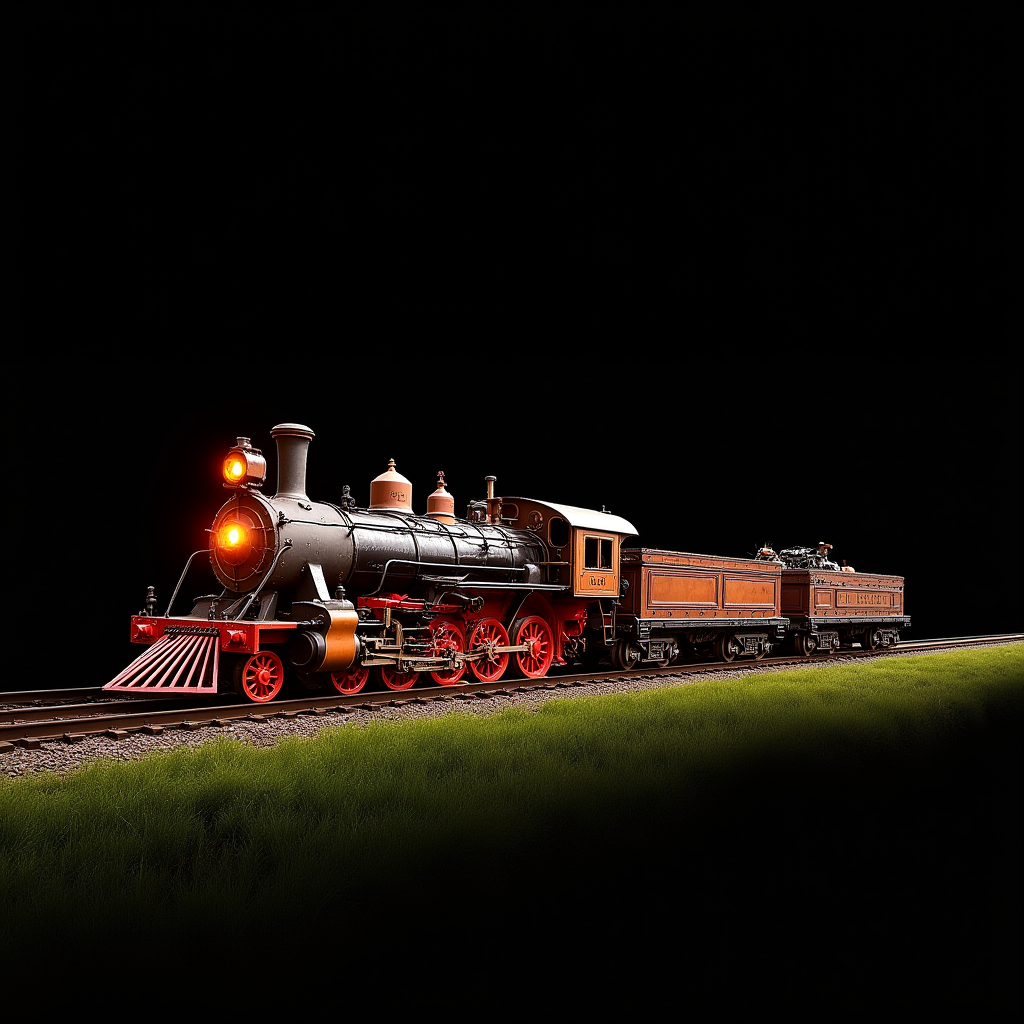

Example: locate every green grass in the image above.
[1,645,1020,1013]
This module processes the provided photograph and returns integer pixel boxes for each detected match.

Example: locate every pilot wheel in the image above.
[233,650,285,703]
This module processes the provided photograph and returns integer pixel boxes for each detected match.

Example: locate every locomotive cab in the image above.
[498,498,637,597]
[496,497,637,666]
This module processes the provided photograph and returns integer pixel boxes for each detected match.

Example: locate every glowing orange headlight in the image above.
[224,457,246,484]
[222,437,267,490]
[219,523,247,547]
[215,520,253,565]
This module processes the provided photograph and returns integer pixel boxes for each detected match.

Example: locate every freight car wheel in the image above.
[380,666,418,690]
[511,616,555,678]
[233,651,285,703]
[329,666,370,694]
[715,633,738,663]
[861,628,880,651]
[467,618,510,682]
[793,633,817,657]
[611,639,642,670]
[429,619,467,685]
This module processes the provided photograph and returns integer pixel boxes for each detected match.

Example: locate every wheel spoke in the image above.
[330,666,369,694]
[468,618,509,682]
[234,651,284,703]
[380,665,417,690]
[429,618,467,685]
[512,615,554,678]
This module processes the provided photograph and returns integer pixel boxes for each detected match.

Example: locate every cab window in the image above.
[584,535,614,569]
[549,517,570,547]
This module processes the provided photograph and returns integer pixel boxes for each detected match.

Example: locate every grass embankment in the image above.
[1,646,1020,1013]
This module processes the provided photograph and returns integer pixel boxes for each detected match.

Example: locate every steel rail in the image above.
[1,634,1020,752]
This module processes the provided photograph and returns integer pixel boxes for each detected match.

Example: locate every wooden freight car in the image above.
[610,548,789,668]
[781,567,909,655]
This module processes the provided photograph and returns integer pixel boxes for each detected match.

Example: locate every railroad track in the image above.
[2,634,1020,753]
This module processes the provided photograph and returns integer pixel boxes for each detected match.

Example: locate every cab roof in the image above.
[505,497,638,537]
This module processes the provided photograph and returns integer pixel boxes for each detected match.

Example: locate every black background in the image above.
[14,2,1021,689]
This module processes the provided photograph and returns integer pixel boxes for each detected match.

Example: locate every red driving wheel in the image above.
[511,615,555,678]
[329,666,370,694]
[467,617,510,682]
[429,618,467,685]
[380,665,418,691]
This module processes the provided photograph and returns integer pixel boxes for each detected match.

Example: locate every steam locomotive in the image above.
[104,424,910,703]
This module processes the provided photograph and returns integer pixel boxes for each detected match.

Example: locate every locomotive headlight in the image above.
[216,520,253,564]
[222,437,267,490]
[221,523,246,547]
[210,495,273,590]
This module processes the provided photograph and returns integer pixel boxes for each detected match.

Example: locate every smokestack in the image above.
[271,423,315,500]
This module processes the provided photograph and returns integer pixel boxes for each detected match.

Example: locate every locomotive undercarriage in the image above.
[108,584,594,703]
[601,620,788,670]
[790,621,903,657]
[306,598,554,694]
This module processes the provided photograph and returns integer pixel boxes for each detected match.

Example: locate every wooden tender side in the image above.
[781,568,910,655]
[613,547,789,667]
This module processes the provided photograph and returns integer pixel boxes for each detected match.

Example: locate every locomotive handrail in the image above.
[228,540,293,621]
[426,580,567,591]
[323,506,533,546]
[366,558,557,597]
[164,541,294,620]
[165,550,216,617]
